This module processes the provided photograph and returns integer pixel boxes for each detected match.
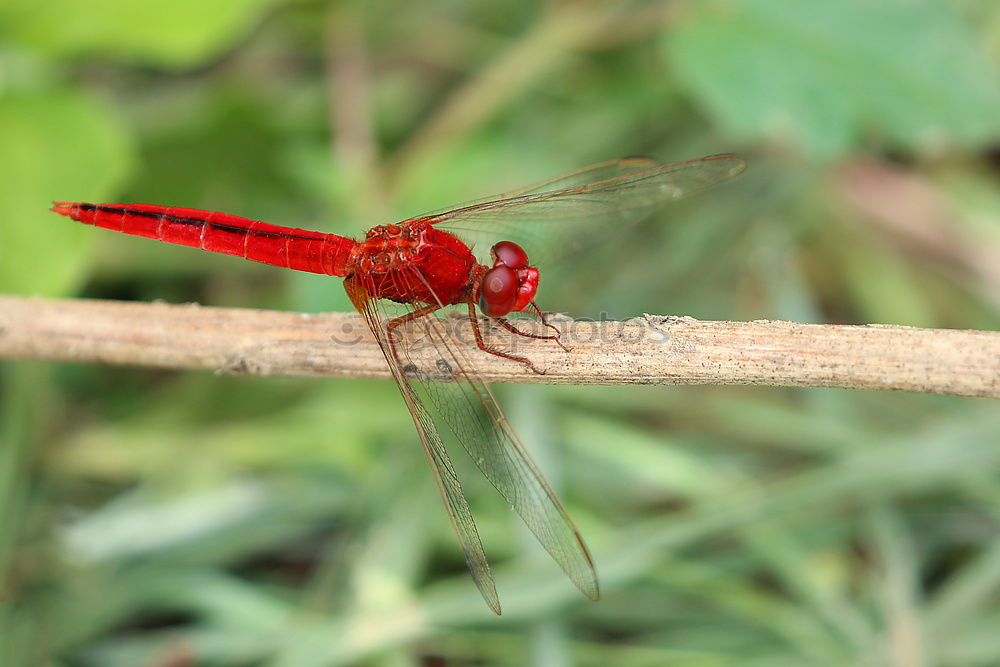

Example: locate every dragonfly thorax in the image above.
[352,221,477,307]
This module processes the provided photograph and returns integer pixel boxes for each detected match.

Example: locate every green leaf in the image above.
[0,90,132,295]
[0,0,280,68]
[669,0,1000,157]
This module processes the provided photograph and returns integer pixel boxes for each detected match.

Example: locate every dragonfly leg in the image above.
[467,304,546,375]
[385,302,444,374]
[495,302,570,353]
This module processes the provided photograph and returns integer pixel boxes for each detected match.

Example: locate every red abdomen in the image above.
[52,202,356,277]
[353,221,476,306]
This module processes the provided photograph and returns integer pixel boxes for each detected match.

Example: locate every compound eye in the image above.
[479,265,518,317]
[491,241,529,269]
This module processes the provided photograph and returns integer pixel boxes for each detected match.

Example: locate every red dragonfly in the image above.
[52,154,745,614]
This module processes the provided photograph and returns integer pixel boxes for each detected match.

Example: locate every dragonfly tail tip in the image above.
[50,201,73,216]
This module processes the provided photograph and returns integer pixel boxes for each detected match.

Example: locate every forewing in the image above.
[408,154,746,264]
[344,274,501,615]
[348,265,600,605]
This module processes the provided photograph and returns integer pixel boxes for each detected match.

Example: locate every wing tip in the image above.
[574,571,601,601]
[701,153,748,176]
[571,531,601,601]
[469,565,502,615]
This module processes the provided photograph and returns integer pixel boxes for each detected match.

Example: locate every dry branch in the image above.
[1,294,998,398]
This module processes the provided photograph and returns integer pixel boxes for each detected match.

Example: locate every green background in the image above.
[2,0,1000,664]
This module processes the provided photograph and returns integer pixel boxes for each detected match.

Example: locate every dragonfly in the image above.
[52,153,746,614]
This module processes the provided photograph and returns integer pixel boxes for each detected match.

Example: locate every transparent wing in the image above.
[345,273,501,614]
[344,266,599,613]
[404,154,746,264]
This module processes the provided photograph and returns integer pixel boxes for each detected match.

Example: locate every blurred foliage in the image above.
[671,0,1000,157]
[1,0,1000,665]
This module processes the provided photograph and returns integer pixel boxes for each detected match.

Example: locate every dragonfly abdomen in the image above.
[52,202,355,276]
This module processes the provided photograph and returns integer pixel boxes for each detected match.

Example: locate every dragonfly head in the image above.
[478,241,539,317]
